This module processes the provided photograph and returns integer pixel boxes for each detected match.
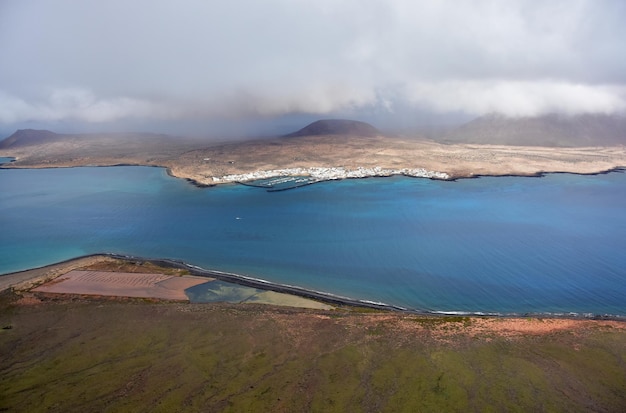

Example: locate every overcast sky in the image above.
[1,0,625,135]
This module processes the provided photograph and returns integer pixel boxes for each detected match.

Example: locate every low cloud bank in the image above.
[1,0,625,128]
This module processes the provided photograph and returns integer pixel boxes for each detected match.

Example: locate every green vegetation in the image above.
[1,292,625,412]
[82,259,191,276]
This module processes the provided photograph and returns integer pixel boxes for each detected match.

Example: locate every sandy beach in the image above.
[0,254,116,293]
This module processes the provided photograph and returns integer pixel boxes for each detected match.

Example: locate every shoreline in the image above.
[455,166,626,179]
[6,161,626,189]
[2,253,625,321]
[0,253,407,312]
[161,163,626,189]
[144,164,626,191]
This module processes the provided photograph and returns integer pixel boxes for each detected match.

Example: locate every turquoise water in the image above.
[1,165,625,316]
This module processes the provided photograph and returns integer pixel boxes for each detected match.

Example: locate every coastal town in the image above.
[210,166,450,184]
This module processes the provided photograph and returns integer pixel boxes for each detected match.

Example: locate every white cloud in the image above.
[0,89,172,123]
[1,0,625,128]
[405,81,626,117]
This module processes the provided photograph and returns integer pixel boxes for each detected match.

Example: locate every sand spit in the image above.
[2,256,334,309]
[5,254,625,319]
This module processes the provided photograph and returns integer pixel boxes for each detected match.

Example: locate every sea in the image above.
[1,158,625,317]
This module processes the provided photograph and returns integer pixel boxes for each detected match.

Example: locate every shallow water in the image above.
[1,165,625,316]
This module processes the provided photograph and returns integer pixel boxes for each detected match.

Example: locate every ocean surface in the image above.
[1,162,625,316]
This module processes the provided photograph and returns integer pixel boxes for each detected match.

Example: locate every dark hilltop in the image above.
[284,119,381,138]
[0,129,60,149]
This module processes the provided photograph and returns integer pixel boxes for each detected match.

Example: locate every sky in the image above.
[1,0,625,136]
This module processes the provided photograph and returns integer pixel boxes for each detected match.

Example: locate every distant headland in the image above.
[1,116,626,187]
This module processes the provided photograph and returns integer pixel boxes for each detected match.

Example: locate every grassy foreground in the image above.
[1,292,625,412]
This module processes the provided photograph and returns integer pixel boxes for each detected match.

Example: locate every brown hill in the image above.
[0,129,61,149]
[0,130,208,167]
[441,113,626,147]
[285,119,381,137]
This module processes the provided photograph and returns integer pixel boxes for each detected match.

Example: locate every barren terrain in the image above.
[167,135,626,185]
[2,132,625,186]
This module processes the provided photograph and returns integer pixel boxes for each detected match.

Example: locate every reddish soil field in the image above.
[32,270,210,301]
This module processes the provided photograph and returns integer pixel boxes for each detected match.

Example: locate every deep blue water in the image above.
[1,165,625,316]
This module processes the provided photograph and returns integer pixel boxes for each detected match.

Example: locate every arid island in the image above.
[2,118,626,187]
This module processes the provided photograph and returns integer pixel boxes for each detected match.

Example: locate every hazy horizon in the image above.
[1,1,625,138]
